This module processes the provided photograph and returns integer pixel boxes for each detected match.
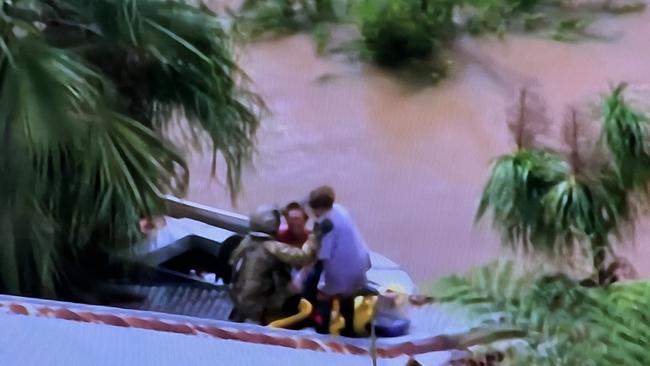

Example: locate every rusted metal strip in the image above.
[1,298,460,359]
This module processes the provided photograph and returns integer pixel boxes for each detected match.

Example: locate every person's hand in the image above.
[314,219,333,240]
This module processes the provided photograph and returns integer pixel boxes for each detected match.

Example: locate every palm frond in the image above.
[355,0,455,68]
[430,261,650,365]
[0,0,258,297]
[50,0,262,198]
[535,107,631,260]
[601,82,650,190]
[477,149,569,250]
[0,31,185,294]
[541,173,628,256]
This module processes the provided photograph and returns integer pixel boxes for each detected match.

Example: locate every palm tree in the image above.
[459,86,650,364]
[542,107,629,282]
[0,0,261,299]
[601,83,650,191]
[477,90,630,282]
[477,89,569,251]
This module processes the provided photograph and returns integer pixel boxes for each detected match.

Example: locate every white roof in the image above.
[1,313,455,365]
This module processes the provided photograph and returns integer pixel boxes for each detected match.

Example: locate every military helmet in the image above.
[249,204,281,235]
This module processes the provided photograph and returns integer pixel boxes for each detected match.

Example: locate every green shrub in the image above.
[356,0,455,67]
[0,0,260,298]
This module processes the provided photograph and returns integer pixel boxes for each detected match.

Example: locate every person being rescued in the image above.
[229,204,332,325]
[306,186,372,336]
[277,202,311,248]
[275,202,317,294]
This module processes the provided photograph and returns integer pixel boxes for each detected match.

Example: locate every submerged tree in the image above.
[356,0,456,68]
[0,0,261,299]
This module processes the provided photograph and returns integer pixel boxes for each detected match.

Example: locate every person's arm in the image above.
[264,219,333,267]
[263,235,321,267]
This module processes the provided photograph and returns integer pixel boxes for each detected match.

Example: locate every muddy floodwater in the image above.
[188,7,650,283]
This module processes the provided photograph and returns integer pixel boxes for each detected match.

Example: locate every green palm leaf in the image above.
[601,83,650,190]
[56,0,262,197]
[541,173,628,256]
[431,261,650,365]
[477,149,569,250]
[0,0,261,297]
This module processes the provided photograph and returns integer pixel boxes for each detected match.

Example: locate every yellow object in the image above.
[353,295,378,336]
[329,298,345,335]
[351,284,407,336]
[386,283,406,294]
[386,284,408,308]
[267,298,313,329]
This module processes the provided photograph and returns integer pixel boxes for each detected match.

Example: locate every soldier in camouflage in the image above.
[229,204,332,324]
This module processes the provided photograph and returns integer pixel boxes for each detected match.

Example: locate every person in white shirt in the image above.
[307,185,371,335]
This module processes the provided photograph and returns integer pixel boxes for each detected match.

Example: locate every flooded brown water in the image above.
[188,8,650,283]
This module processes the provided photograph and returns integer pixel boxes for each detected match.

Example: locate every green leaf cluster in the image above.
[0,0,261,298]
[477,149,569,250]
[602,83,650,190]
[430,260,650,365]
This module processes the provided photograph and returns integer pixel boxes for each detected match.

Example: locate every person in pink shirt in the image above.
[276,202,311,248]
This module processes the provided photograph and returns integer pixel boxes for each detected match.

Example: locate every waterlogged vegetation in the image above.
[229,0,646,80]
[457,0,645,40]
[429,85,650,364]
[234,0,347,39]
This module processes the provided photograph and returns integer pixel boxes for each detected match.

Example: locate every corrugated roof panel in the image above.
[116,285,233,321]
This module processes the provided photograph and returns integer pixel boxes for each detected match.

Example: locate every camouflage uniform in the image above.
[229,205,329,324]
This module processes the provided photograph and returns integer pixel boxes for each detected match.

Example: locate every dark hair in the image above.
[308,186,335,210]
[283,202,309,220]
